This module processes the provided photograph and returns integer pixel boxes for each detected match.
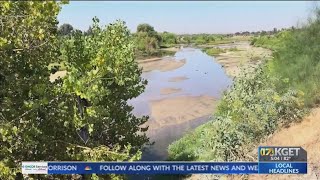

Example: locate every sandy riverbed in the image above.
[213,41,272,77]
[138,57,186,72]
[161,47,181,52]
[168,76,189,82]
[146,95,216,131]
[160,88,182,95]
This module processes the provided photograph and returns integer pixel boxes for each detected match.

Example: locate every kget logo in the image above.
[260,147,275,156]
[260,147,300,157]
[259,146,307,162]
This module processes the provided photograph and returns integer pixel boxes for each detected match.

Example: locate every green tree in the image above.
[137,23,155,34]
[135,32,159,54]
[61,17,149,151]
[137,23,160,41]
[273,27,278,34]
[161,32,177,46]
[194,34,207,44]
[0,1,64,177]
[84,26,93,36]
[180,35,191,44]
[0,2,149,179]
[135,23,160,55]
[58,23,74,36]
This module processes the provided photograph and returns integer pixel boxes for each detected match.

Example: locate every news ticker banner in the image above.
[22,162,258,175]
[22,146,308,175]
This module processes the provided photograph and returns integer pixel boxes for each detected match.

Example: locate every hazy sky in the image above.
[58,1,314,34]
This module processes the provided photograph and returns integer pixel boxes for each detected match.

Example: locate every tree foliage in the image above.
[0,1,63,178]
[135,23,160,55]
[61,17,149,151]
[137,23,156,35]
[160,31,177,46]
[0,2,148,179]
[58,23,74,36]
[178,34,225,45]
[84,26,93,36]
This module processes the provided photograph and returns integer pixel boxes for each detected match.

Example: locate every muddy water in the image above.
[129,48,232,160]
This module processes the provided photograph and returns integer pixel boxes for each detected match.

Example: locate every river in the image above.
[129,48,232,161]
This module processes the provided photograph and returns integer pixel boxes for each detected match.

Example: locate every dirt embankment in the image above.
[188,43,320,180]
[210,41,272,77]
[245,107,320,180]
[218,42,320,179]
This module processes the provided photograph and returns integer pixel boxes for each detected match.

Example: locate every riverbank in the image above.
[168,39,304,163]
[204,41,272,77]
[142,95,217,160]
[170,17,320,180]
[134,47,181,62]
[189,107,320,180]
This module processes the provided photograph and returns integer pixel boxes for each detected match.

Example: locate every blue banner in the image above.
[259,162,307,174]
[47,162,258,174]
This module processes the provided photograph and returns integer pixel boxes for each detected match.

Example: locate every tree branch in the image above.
[0,40,50,53]
[52,139,126,156]
[10,93,72,123]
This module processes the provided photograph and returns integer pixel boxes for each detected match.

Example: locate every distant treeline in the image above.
[57,23,226,58]
[228,27,295,37]
[58,23,291,59]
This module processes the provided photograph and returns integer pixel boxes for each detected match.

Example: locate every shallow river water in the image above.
[129,48,232,161]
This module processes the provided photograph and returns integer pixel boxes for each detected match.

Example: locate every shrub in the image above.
[203,47,226,56]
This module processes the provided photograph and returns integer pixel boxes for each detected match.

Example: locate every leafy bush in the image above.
[134,23,161,56]
[160,32,177,46]
[251,30,292,50]
[250,37,257,45]
[253,10,320,106]
[203,47,226,56]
